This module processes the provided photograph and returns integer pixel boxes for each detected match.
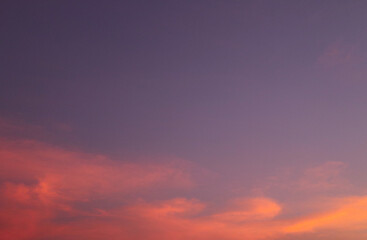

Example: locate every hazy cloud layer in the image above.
[1,132,367,240]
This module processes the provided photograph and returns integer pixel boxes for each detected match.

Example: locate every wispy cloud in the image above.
[1,120,367,239]
[284,196,367,234]
[0,137,284,240]
[0,138,193,239]
[317,41,356,67]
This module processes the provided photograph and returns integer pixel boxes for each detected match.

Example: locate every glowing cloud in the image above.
[0,138,192,240]
[284,196,367,234]
[1,135,367,240]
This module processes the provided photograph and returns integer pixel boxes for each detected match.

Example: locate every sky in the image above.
[2,0,367,239]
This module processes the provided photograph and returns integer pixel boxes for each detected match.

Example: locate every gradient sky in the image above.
[2,1,367,239]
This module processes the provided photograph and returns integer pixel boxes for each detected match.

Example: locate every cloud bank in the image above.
[1,120,367,239]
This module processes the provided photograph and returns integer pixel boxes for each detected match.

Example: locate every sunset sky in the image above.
[2,1,367,239]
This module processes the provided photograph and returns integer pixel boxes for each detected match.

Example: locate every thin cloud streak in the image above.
[317,41,357,68]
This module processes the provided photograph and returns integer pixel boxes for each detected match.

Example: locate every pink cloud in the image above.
[0,137,286,240]
[263,161,350,195]
[61,197,283,240]
[317,41,356,67]
[1,122,367,239]
[297,161,349,191]
[212,197,281,222]
[0,138,193,239]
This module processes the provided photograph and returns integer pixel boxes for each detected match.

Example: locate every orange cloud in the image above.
[0,137,286,240]
[284,196,367,234]
[1,128,367,240]
[212,197,281,222]
[69,197,283,240]
[0,138,192,240]
[0,139,192,195]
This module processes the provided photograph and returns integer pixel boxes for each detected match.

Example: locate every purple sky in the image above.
[2,1,367,239]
